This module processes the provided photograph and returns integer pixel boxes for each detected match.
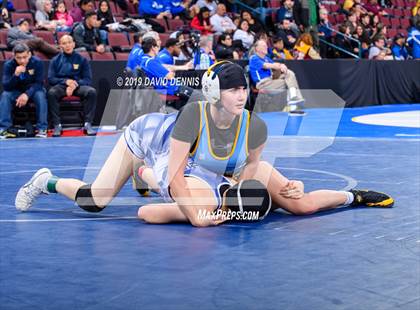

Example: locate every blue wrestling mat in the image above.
[0,104,419,309]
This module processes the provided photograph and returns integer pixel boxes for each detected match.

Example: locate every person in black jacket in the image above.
[47,35,97,136]
[214,33,239,60]
[0,43,48,138]
[72,11,107,53]
[276,18,299,50]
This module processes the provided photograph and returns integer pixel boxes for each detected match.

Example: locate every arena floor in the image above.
[1,104,419,310]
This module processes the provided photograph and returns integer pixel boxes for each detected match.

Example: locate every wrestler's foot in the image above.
[15,168,52,211]
[132,165,150,197]
[349,189,394,208]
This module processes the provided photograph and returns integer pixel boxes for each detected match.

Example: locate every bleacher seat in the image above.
[390,18,400,29]
[379,16,390,27]
[400,18,410,29]
[78,51,91,59]
[33,30,56,45]
[12,0,30,12]
[114,52,129,60]
[159,33,170,47]
[330,4,340,12]
[0,30,8,50]
[4,51,14,59]
[336,14,346,24]
[91,52,114,60]
[11,12,34,26]
[269,0,282,7]
[168,19,184,31]
[64,0,74,9]
[393,8,403,17]
[0,51,4,60]
[108,32,130,51]
[387,28,397,38]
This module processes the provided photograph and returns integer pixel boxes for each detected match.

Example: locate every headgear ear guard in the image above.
[201,60,234,105]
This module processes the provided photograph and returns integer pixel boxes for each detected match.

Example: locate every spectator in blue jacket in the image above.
[0,43,48,138]
[47,35,97,136]
[139,0,171,19]
[166,0,188,19]
[140,38,193,104]
[126,31,161,72]
[157,38,193,69]
[407,17,420,59]
[391,33,409,60]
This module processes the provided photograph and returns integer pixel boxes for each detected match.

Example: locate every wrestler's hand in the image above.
[279,180,304,199]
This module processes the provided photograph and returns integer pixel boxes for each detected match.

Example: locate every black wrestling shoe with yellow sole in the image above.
[349,189,394,208]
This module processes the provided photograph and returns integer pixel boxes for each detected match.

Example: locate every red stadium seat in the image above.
[11,12,34,26]
[399,29,408,36]
[4,51,14,59]
[330,4,340,12]
[33,30,56,44]
[336,14,346,24]
[384,8,393,15]
[114,52,129,60]
[400,18,410,29]
[126,1,137,14]
[159,33,170,47]
[64,0,74,9]
[78,51,91,59]
[91,51,114,60]
[0,30,8,50]
[403,9,412,16]
[0,51,4,60]
[108,32,130,51]
[387,28,397,38]
[379,16,390,27]
[168,19,185,31]
[269,0,282,7]
[12,0,30,11]
[393,8,403,16]
[390,18,400,29]
[57,31,67,42]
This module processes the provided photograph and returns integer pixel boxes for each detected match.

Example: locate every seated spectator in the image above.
[233,19,255,51]
[214,33,240,59]
[368,36,389,59]
[277,0,295,24]
[352,24,370,56]
[294,32,321,59]
[249,39,305,110]
[193,35,215,68]
[276,18,298,50]
[344,12,359,34]
[407,17,420,59]
[270,37,293,60]
[54,0,74,31]
[360,14,371,32]
[391,33,409,60]
[73,11,108,53]
[210,3,236,35]
[7,18,59,57]
[126,31,146,71]
[47,35,97,136]
[170,30,193,60]
[70,0,95,23]
[140,38,193,102]
[364,0,387,16]
[335,25,356,57]
[191,7,214,35]
[97,0,115,31]
[35,0,57,31]
[241,10,265,35]
[0,43,48,138]
[157,38,193,69]
[193,0,217,16]
[0,0,13,28]
[318,8,332,39]
[413,0,419,16]
[167,0,189,20]
[138,0,170,19]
